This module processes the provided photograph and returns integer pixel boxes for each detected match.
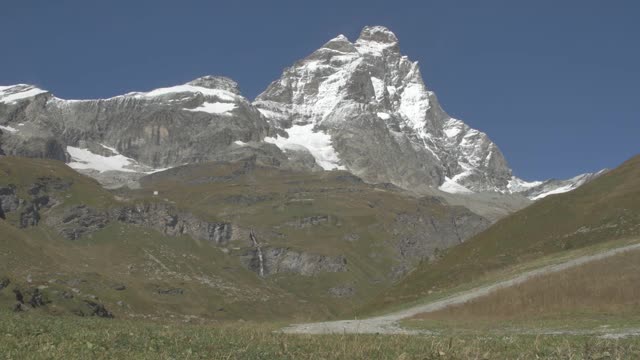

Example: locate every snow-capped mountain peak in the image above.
[255,26,513,193]
[0,26,601,201]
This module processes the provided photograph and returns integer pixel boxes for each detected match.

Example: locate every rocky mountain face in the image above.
[255,26,511,193]
[0,27,600,200]
[254,26,602,197]
[0,77,292,188]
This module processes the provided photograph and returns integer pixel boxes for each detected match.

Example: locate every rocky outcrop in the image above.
[82,300,114,318]
[241,247,348,276]
[392,196,490,265]
[328,285,355,298]
[111,203,232,245]
[0,177,68,226]
[155,287,185,295]
[0,278,10,291]
[41,201,233,244]
[285,215,335,228]
[12,288,51,311]
[0,185,19,219]
[2,177,234,244]
[45,205,110,240]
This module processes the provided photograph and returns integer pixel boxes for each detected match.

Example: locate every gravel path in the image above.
[283,242,640,335]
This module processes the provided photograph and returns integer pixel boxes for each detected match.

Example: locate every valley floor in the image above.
[1,311,639,360]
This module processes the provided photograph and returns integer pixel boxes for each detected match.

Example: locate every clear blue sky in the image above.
[2,0,638,181]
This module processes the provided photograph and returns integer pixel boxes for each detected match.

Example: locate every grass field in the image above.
[0,310,639,359]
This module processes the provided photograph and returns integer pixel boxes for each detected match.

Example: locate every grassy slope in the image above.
[404,248,640,333]
[0,158,321,320]
[367,154,640,313]
[0,157,114,209]
[120,161,478,317]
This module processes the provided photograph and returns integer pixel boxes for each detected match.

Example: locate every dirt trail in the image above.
[283,242,640,335]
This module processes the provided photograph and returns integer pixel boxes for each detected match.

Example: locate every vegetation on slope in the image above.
[405,248,640,333]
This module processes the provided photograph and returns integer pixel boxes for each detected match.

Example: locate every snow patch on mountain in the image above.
[0,125,18,133]
[398,82,431,130]
[528,171,607,200]
[507,177,544,193]
[371,77,385,100]
[185,102,237,115]
[67,145,171,174]
[67,146,139,173]
[439,177,474,194]
[132,84,237,101]
[0,85,48,104]
[264,124,345,170]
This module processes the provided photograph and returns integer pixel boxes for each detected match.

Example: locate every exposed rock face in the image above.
[45,205,110,240]
[0,278,10,291]
[0,185,19,218]
[82,300,114,318]
[2,177,234,244]
[390,196,490,274]
[328,285,355,298]
[111,203,232,245]
[1,177,68,227]
[0,77,282,186]
[241,247,348,276]
[286,215,334,228]
[42,201,233,244]
[155,287,185,295]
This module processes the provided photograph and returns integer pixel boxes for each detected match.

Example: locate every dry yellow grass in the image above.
[414,249,640,323]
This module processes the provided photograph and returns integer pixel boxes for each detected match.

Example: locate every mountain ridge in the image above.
[0,26,601,201]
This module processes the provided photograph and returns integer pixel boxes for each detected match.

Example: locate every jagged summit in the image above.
[186,75,241,94]
[355,26,401,55]
[254,25,512,192]
[357,25,399,45]
[321,34,357,52]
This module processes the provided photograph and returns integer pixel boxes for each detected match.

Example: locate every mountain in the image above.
[254,26,602,198]
[0,78,291,188]
[0,26,600,201]
[366,154,640,312]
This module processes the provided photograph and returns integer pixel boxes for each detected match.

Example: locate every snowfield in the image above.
[185,102,237,115]
[265,123,345,171]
